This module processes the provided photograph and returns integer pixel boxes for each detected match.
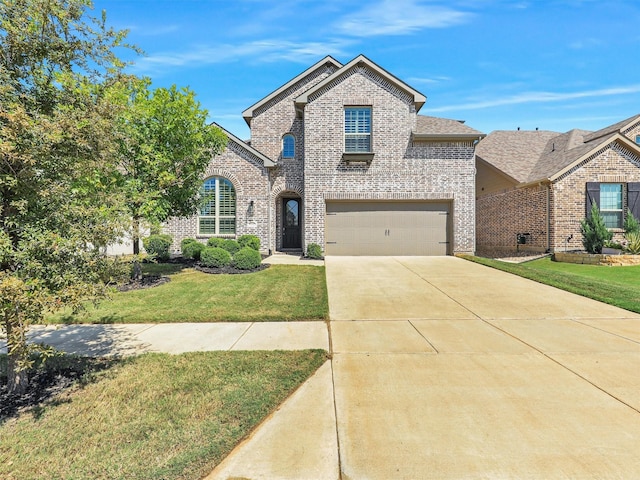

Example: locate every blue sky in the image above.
[97,0,640,139]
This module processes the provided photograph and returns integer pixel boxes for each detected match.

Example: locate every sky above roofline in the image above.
[96,0,640,140]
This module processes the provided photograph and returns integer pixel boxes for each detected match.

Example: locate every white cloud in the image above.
[130,39,351,75]
[430,85,640,112]
[335,0,472,37]
[407,75,452,85]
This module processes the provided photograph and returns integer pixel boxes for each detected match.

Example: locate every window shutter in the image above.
[628,182,640,220]
[586,182,600,218]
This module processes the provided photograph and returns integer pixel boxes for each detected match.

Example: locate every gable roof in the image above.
[213,123,276,167]
[294,54,427,113]
[413,115,485,141]
[477,116,640,185]
[242,56,343,126]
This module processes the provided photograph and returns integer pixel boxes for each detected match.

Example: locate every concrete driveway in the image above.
[211,256,640,479]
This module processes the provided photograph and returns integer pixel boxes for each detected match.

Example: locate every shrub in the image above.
[200,247,231,268]
[238,234,260,251]
[180,238,198,250]
[206,237,225,248]
[580,203,612,254]
[625,231,640,254]
[625,209,640,234]
[222,239,241,255]
[142,234,173,261]
[306,243,323,259]
[182,241,204,260]
[233,247,262,270]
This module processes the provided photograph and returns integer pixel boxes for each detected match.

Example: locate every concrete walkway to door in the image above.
[209,256,640,479]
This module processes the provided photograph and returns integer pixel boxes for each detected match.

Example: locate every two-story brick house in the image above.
[164,55,485,256]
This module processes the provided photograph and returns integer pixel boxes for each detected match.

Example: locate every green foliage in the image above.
[182,241,204,260]
[624,209,640,234]
[222,239,241,255]
[233,247,262,270]
[238,234,260,251]
[200,247,231,268]
[206,237,225,248]
[142,234,173,261]
[180,238,198,250]
[625,232,640,254]
[306,243,323,259]
[580,203,613,254]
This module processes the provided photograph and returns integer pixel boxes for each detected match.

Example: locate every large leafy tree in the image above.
[0,0,131,395]
[113,78,226,256]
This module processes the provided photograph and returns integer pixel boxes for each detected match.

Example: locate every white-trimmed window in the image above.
[199,177,236,235]
[600,183,623,229]
[345,107,371,152]
[283,134,295,158]
[635,134,640,145]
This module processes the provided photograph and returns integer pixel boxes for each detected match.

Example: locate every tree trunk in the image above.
[132,215,142,281]
[5,319,29,396]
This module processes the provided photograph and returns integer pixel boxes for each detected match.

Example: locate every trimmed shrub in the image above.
[625,209,640,234]
[581,203,612,254]
[222,239,241,255]
[182,241,204,260]
[233,247,262,270]
[206,237,225,248]
[200,247,231,268]
[306,243,323,259]
[181,238,198,250]
[142,234,173,261]
[238,234,260,251]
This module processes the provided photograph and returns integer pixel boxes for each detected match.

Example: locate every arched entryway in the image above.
[282,197,301,249]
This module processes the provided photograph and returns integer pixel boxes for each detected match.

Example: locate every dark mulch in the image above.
[117,275,171,292]
[195,263,269,275]
[0,356,115,422]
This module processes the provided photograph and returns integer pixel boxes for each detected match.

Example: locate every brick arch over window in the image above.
[203,167,243,198]
[271,184,304,201]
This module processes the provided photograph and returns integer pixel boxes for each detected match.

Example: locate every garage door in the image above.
[325,201,450,256]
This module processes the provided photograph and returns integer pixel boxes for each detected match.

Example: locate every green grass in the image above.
[0,350,328,480]
[462,255,640,314]
[51,264,328,323]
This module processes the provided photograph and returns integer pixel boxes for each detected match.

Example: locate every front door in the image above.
[282,198,301,249]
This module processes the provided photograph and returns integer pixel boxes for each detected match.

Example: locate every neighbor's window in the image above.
[283,134,295,158]
[600,183,623,229]
[199,177,236,235]
[636,134,640,145]
[345,107,371,153]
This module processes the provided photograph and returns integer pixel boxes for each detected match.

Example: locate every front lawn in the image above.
[463,255,640,314]
[51,264,328,323]
[0,350,327,480]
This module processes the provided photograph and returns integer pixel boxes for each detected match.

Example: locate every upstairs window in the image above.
[600,183,624,229]
[283,134,295,158]
[635,134,640,145]
[345,107,371,153]
[199,177,236,235]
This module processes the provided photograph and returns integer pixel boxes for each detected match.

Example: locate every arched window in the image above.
[199,177,236,235]
[283,134,295,158]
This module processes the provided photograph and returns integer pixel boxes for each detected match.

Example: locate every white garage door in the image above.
[325,201,451,256]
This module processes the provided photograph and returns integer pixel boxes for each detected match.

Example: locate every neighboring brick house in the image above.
[476,114,640,254]
[165,55,485,256]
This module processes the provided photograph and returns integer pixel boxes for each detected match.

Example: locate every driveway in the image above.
[211,256,640,479]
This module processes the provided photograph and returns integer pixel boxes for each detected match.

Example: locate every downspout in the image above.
[546,183,551,253]
[267,168,273,255]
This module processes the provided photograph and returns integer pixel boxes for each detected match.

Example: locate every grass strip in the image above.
[50,264,329,323]
[0,350,328,480]
[461,255,640,314]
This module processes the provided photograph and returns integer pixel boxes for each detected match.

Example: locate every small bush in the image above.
[182,241,204,260]
[306,243,323,259]
[142,234,173,261]
[625,231,640,254]
[625,209,640,234]
[206,237,225,248]
[200,247,231,268]
[233,247,262,270]
[238,234,260,251]
[580,203,612,254]
[222,239,241,255]
[180,238,198,250]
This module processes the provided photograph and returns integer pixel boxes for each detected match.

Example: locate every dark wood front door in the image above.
[282,198,301,249]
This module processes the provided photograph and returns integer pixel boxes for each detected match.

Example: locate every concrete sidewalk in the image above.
[0,322,329,356]
[208,256,640,480]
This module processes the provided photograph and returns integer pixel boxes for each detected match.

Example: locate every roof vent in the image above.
[552,143,555,152]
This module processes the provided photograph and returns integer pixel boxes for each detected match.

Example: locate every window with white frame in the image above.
[344,107,371,153]
[635,134,640,145]
[283,134,295,158]
[600,183,623,229]
[199,177,236,235]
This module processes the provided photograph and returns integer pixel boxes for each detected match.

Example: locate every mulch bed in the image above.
[195,264,268,275]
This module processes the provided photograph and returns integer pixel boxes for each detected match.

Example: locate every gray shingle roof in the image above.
[582,114,640,143]
[414,115,484,136]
